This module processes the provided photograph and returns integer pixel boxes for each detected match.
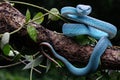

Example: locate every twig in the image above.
[19,59,42,74]
[0,60,26,68]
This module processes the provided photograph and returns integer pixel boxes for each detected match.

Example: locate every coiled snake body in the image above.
[41,4,117,76]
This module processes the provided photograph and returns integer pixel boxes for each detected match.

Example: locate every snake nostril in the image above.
[86,7,91,12]
[76,4,92,16]
[78,7,83,10]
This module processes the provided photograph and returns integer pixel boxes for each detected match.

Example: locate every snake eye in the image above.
[77,6,83,10]
[76,4,92,16]
[86,7,91,12]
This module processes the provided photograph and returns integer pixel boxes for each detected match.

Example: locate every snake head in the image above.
[76,4,92,16]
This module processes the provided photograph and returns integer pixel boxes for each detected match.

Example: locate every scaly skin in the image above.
[61,5,117,39]
[41,4,117,76]
[40,37,111,76]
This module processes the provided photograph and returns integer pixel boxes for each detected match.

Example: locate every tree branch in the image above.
[0,2,119,70]
[33,23,120,70]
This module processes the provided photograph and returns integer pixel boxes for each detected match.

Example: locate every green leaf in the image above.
[13,54,21,61]
[25,9,31,22]
[2,44,11,56]
[46,59,51,73]
[23,55,43,69]
[48,8,60,21]
[27,25,37,42]
[25,55,33,61]
[0,32,10,49]
[74,35,91,45]
[32,12,44,24]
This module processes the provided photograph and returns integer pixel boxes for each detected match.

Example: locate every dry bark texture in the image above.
[0,3,119,70]
[0,2,25,34]
[36,24,120,70]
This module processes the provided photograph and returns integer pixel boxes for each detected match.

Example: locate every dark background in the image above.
[16,0,120,27]
[0,0,119,80]
[14,0,120,45]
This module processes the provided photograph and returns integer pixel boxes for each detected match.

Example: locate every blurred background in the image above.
[14,0,120,45]
[0,0,120,80]
[16,0,120,27]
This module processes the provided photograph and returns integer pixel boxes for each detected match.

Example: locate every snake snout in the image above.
[76,4,92,16]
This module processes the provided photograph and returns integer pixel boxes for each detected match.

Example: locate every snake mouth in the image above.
[77,5,91,11]
[76,4,92,16]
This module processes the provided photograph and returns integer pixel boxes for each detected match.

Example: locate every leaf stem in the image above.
[41,48,62,68]
[0,60,26,68]
[0,24,24,38]
[9,1,68,22]
[26,13,49,25]
[30,65,33,80]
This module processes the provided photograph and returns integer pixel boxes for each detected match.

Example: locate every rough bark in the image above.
[35,23,120,70]
[0,2,119,70]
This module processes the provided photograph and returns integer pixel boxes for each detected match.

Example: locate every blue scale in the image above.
[41,4,117,76]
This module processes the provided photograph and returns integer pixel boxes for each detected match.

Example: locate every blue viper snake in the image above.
[40,4,117,76]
